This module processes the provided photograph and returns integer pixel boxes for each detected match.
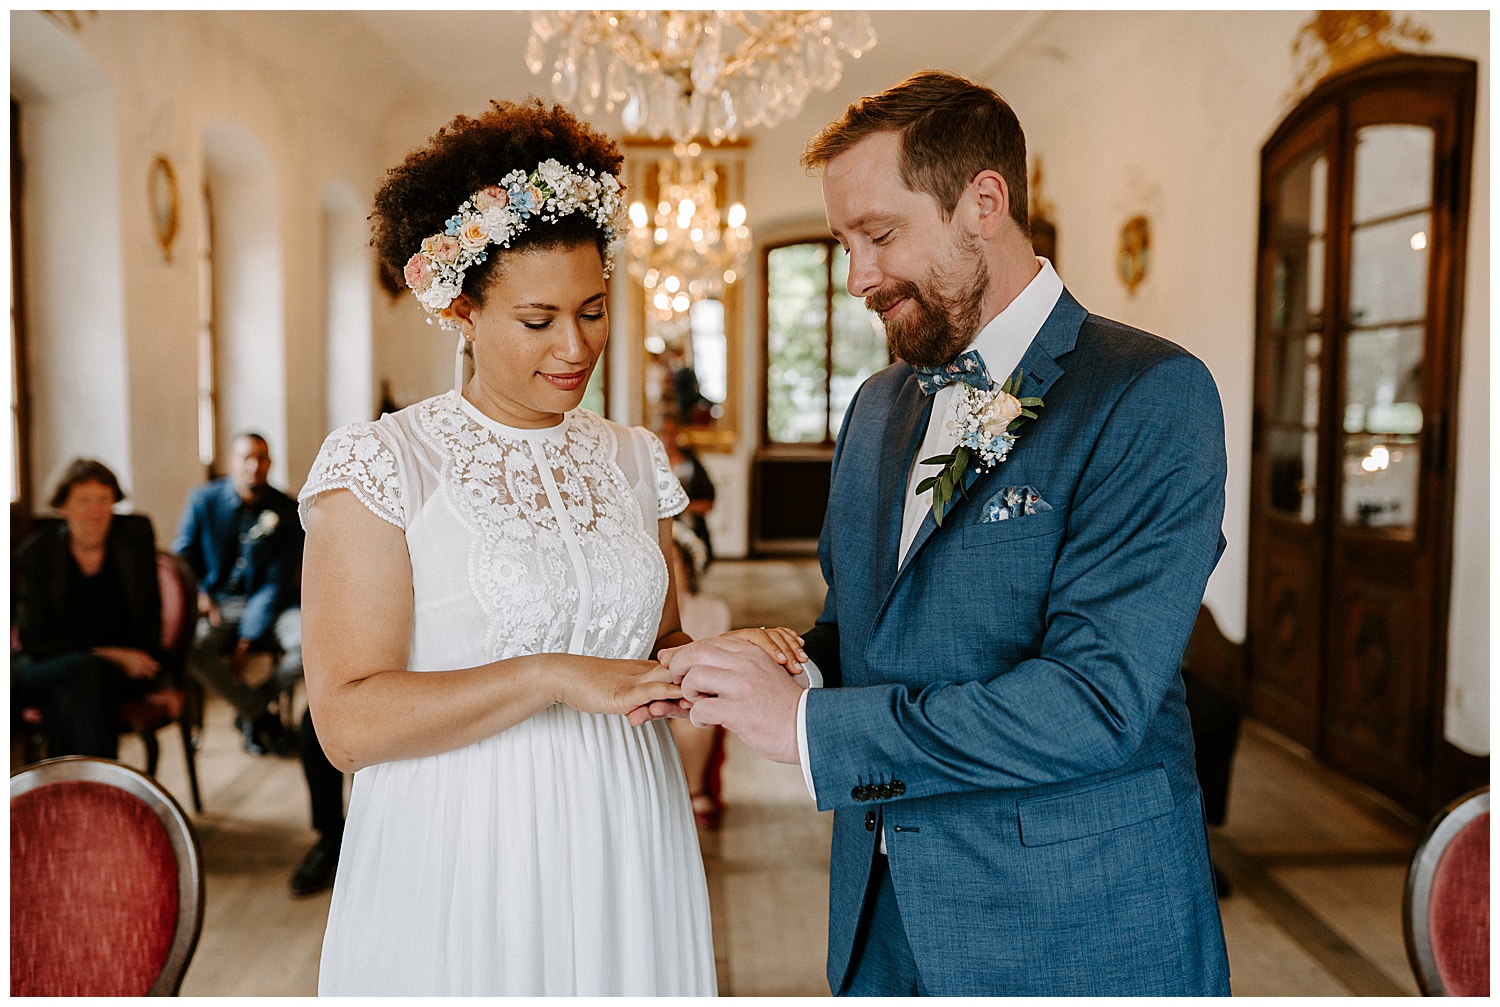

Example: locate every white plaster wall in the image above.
[321,182,375,430]
[12,21,134,505]
[1440,19,1490,756]
[204,120,286,478]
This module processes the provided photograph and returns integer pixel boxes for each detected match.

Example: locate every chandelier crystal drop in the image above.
[629,147,751,318]
[526,10,877,144]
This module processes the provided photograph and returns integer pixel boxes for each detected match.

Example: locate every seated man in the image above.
[174,431,345,894]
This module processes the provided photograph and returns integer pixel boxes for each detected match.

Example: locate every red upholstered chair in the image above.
[1405,786,1489,996]
[117,551,205,812]
[10,756,204,995]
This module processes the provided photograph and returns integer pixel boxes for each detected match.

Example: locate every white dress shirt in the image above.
[794,259,1065,849]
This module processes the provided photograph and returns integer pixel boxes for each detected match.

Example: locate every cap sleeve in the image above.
[298,421,407,531]
[644,429,690,521]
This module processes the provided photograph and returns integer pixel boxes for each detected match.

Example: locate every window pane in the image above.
[829,246,887,436]
[1342,433,1420,530]
[1267,427,1317,523]
[766,243,829,443]
[1272,149,1328,337]
[1349,210,1430,328]
[1352,125,1433,225]
[688,298,727,404]
[1342,324,1423,436]
[1270,334,1320,428]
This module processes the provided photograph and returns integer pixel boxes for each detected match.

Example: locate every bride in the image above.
[298,99,803,995]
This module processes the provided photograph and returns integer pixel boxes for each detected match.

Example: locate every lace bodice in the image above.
[299,392,688,671]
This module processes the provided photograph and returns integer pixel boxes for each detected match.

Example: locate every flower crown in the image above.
[403,159,627,330]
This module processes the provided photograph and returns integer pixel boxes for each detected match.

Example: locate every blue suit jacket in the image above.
[171,477,302,647]
[802,289,1232,996]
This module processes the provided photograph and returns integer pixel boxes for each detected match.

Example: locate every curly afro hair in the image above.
[371,98,624,307]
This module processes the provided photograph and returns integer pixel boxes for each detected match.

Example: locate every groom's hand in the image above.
[665,638,802,765]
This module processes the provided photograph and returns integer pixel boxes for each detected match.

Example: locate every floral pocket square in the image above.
[979,485,1052,523]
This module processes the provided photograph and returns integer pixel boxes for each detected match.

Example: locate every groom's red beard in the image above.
[866,239,990,368]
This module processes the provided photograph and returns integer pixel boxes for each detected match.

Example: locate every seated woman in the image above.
[13,459,164,759]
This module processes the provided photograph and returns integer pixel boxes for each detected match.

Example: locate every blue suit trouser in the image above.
[840,853,926,996]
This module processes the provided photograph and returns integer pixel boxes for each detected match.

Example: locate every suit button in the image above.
[865,811,876,832]
[851,786,867,801]
[891,781,906,797]
[877,784,892,799]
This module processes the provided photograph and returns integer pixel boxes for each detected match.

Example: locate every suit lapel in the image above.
[874,369,933,596]
[886,287,1088,585]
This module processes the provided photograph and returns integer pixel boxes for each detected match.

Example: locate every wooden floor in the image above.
[45,558,1424,996]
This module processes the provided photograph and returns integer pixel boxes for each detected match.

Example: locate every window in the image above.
[763,238,886,445]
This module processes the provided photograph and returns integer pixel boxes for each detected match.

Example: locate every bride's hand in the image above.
[626,696,693,727]
[719,626,807,673]
[554,657,683,718]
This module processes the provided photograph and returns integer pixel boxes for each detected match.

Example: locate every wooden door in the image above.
[1247,55,1476,811]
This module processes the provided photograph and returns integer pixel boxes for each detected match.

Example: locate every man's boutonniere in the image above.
[916,371,1044,526]
[245,509,280,542]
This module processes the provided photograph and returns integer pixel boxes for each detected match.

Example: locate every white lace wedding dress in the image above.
[298,390,716,996]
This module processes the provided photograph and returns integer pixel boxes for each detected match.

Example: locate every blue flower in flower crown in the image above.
[507,184,538,216]
[444,215,463,236]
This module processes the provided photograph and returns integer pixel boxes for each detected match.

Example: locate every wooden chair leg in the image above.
[179,717,203,813]
[141,729,161,777]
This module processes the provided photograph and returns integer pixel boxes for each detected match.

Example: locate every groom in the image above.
[665,71,1232,995]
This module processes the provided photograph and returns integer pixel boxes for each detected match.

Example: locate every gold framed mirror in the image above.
[148,155,179,263]
[624,139,748,452]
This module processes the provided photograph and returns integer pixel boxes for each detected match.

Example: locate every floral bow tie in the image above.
[913,349,993,396]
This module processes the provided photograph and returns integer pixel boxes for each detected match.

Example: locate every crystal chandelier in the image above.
[628,145,751,318]
[525,10,877,145]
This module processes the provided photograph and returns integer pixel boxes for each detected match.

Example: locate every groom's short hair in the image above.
[802,70,1029,234]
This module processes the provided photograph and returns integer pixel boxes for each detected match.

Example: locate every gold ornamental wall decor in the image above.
[1117,215,1149,294]
[148,155,179,263]
[1288,10,1432,101]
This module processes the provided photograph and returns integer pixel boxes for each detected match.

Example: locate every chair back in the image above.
[1405,786,1489,996]
[10,757,204,995]
[156,551,197,663]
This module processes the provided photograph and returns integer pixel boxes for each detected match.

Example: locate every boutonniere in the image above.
[915,371,1044,526]
[246,509,280,542]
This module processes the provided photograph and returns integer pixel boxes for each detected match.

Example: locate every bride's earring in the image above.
[453,330,473,395]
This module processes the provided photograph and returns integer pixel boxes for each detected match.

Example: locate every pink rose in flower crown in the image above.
[981,391,1024,439]
[473,185,509,211]
[421,233,462,265]
[403,253,432,291]
[458,219,491,251]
